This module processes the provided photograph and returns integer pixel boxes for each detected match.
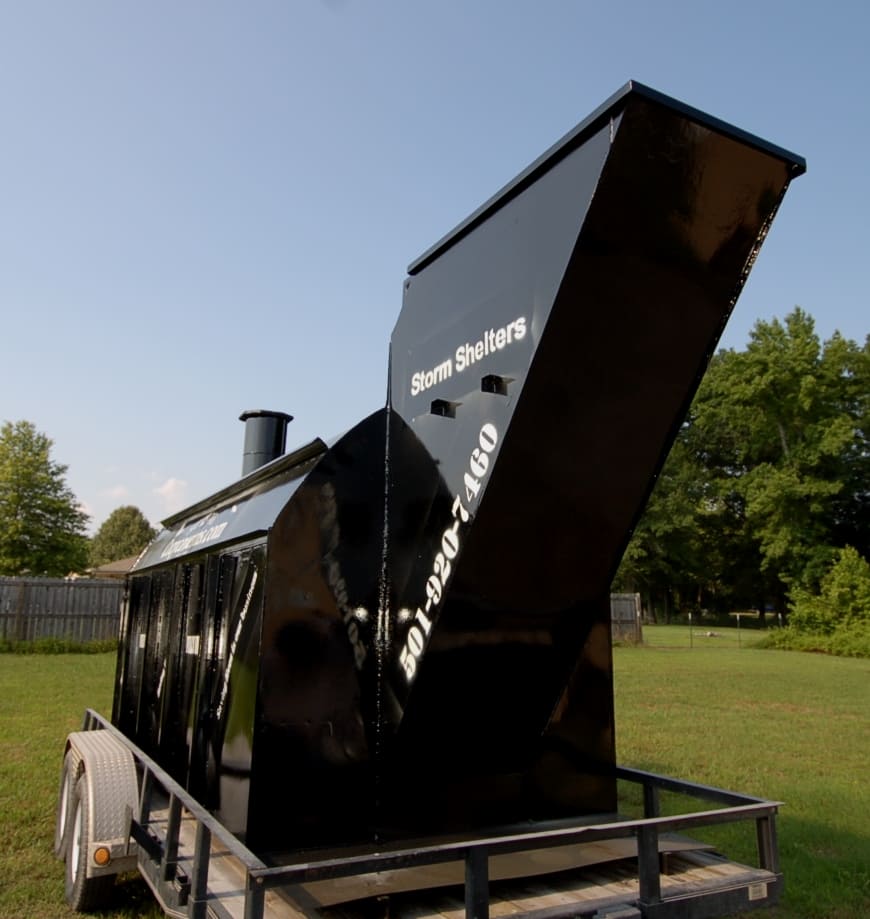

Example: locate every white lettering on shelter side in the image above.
[410,316,526,396]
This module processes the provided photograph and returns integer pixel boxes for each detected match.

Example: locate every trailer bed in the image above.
[378,853,777,919]
[68,710,783,919]
[144,805,777,919]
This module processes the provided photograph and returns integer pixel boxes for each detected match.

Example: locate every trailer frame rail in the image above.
[80,709,782,919]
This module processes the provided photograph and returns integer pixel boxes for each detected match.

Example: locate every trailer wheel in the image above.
[64,773,114,912]
[53,751,76,859]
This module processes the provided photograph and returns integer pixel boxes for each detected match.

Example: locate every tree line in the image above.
[0,421,155,576]
[614,308,869,625]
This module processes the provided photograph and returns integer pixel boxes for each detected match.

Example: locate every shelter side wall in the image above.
[248,411,387,854]
[111,538,267,839]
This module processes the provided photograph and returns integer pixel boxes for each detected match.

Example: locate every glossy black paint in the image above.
[113,83,804,857]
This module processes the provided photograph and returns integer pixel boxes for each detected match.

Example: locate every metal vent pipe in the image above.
[239,410,293,476]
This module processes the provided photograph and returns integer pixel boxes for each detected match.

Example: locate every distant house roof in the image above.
[90,555,139,579]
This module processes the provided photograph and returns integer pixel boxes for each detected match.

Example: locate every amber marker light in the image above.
[93,847,111,866]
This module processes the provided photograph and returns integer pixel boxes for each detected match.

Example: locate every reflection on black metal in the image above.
[112,81,804,857]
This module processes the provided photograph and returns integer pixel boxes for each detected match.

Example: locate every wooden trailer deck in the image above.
[141,806,778,919]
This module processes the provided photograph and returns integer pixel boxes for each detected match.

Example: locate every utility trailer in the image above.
[56,81,804,919]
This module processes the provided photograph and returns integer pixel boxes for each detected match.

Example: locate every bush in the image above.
[789,546,870,634]
[825,622,870,657]
[751,550,870,658]
[754,549,870,659]
[0,638,118,654]
[753,625,870,657]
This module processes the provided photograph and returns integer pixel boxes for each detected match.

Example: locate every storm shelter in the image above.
[114,82,805,857]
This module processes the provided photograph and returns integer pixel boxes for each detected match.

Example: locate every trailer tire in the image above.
[54,751,76,859]
[65,773,114,912]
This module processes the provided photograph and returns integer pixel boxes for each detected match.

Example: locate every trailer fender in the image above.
[63,730,139,879]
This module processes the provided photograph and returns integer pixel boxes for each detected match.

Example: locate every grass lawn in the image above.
[631,622,774,649]
[614,638,870,918]
[1,645,867,918]
[0,654,162,919]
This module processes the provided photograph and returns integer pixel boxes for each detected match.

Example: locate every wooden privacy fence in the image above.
[610,591,643,642]
[1,577,638,645]
[0,577,124,642]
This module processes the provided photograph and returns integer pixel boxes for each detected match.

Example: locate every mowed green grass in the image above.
[0,655,162,919]
[632,622,772,649]
[614,635,870,918]
[1,646,867,918]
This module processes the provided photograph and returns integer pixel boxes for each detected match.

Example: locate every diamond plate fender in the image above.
[64,730,139,878]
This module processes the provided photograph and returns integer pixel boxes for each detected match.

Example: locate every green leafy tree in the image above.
[788,546,870,634]
[826,333,870,558]
[89,505,157,568]
[614,436,709,618]
[0,420,89,575]
[695,309,862,591]
[617,309,868,618]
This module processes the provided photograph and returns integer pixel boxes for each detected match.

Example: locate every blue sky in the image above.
[1,1,867,533]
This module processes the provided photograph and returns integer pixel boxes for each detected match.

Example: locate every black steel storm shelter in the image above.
[113,82,805,860]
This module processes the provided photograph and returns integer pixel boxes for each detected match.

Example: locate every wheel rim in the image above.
[58,774,69,839]
[70,799,82,882]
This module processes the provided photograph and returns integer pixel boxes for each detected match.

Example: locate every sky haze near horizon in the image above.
[1,1,867,533]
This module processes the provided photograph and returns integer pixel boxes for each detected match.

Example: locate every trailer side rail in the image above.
[81,709,781,919]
